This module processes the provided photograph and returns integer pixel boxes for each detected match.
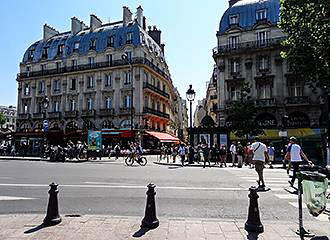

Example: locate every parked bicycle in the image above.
[125,153,147,166]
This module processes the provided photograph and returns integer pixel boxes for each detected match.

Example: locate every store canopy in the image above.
[145,131,180,143]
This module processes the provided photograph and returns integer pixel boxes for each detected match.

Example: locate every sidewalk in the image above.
[1,214,329,240]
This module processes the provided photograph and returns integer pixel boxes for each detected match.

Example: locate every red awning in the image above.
[146,131,180,143]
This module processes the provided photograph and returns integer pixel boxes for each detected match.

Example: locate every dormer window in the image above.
[28,49,35,60]
[89,39,96,50]
[42,47,49,58]
[256,9,267,21]
[229,14,239,25]
[107,36,114,47]
[73,42,79,52]
[57,44,64,55]
[126,32,133,44]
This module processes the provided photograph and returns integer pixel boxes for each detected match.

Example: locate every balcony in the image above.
[119,107,135,115]
[64,111,78,118]
[32,113,44,119]
[285,96,310,105]
[255,98,276,107]
[99,108,115,117]
[212,37,286,56]
[81,110,95,117]
[17,113,30,120]
[143,82,170,99]
[18,57,171,82]
[143,107,169,119]
[48,112,61,119]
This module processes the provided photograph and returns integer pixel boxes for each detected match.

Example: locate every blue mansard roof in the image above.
[219,0,280,34]
[22,22,164,63]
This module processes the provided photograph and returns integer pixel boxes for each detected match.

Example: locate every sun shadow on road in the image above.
[168,166,182,170]
[132,227,150,238]
[310,237,329,240]
[246,232,260,240]
[24,223,46,234]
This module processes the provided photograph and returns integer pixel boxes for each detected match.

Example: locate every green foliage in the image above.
[279,0,330,88]
[227,82,264,138]
[0,112,6,126]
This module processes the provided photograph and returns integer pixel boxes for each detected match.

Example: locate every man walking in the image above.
[178,144,186,167]
[267,143,275,169]
[230,141,237,167]
[251,137,269,189]
[286,136,312,187]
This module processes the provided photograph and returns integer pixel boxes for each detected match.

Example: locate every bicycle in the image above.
[125,153,147,166]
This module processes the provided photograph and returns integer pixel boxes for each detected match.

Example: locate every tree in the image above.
[0,112,6,127]
[279,0,330,89]
[227,82,264,138]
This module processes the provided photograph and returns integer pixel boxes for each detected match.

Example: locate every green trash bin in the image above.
[300,171,328,217]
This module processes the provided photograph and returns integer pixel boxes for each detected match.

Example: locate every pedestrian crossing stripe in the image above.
[0,196,36,201]
[274,194,298,199]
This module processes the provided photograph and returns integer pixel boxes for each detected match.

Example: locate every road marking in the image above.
[274,194,298,199]
[0,196,36,201]
[0,183,251,191]
[247,180,288,183]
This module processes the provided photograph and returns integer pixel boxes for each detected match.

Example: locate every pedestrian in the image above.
[114,143,121,160]
[219,144,227,167]
[251,136,269,189]
[246,143,254,168]
[171,145,177,163]
[230,141,237,167]
[286,136,312,187]
[236,142,244,168]
[267,143,275,169]
[178,144,186,167]
[203,143,211,168]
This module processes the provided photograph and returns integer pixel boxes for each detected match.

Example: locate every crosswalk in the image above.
[228,167,330,222]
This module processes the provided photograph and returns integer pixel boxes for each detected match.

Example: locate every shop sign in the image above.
[88,130,102,150]
[288,113,310,128]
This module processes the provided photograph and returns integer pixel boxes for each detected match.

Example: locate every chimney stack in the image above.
[90,14,102,31]
[123,6,132,26]
[229,0,241,7]
[43,24,59,41]
[136,6,143,26]
[143,16,147,30]
[148,26,162,46]
[71,17,84,35]
[161,44,165,54]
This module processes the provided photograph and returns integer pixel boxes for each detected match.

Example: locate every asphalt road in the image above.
[0,158,328,222]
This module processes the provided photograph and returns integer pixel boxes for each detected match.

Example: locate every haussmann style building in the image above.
[212,0,327,160]
[16,6,184,152]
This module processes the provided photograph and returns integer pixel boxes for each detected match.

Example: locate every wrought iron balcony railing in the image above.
[212,37,286,55]
[143,107,169,119]
[64,111,78,118]
[285,96,310,105]
[17,113,30,120]
[32,113,43,119]
[99,108,115,116]
[81,110,95,117]
[255,98,276,107]
[18,57,171,82]
[143,82,170,99]
[48,112,61,119]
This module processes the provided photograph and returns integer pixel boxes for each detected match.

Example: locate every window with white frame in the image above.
[229,14,239,25]
[288,80,303,97]
[107,36,114,47]
[106,54,113,66]
[24,83,30,95]
[228,36,239,49]
[87,76,94,88]
[70,78,76,91]
[257,31,269,46]
[87,98,93,110]
[229,86,241,101]
[53,79,61,92]
[257,55,270,71]
[88,57,95,66]
[105,74,112,87]
[70,99,76,111]
[53,101,60,112]
[124,95,131,108]
[126,32,133,44]
[124,71,131,85]
[258,83,272,99]
[56,62,61,72]
[37,102,43,113]
[23,103,28,113]
[38,81,45,93]
[74,42,79,51]
[230,58,241,73]
[256,9,267,21]
[72,59,78,70]
[57,44,64,55]
[89,39,96,50]
[105,97,112,109]
[41,64,47,72]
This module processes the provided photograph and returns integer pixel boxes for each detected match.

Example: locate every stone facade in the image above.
[16,6,184,138]
[0,105,16,132]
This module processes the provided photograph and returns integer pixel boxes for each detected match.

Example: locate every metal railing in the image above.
[143,107,169,119]
[64,111,78,118]
[212,37,286,55]
[81,110,95,117]
[18,57,171,82]
[255,98,276,107]
[17,113,30,120]
[32,113,43,119]
[285,96,310,105]
[143,82,170,99]
[48,112,61,119]
[99,108,115,116]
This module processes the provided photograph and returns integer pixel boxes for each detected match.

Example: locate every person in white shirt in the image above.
[230,142,237,167]
[285,136,312,187]
[251,136,269,189]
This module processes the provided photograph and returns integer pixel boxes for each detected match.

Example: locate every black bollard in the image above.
[245,186,264,233]
[43,182,62,226]
[141,183,159,229]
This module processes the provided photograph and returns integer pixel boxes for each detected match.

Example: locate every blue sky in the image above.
[0,0,227,111]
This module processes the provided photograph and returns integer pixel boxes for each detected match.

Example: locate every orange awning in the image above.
[146,131,180,143]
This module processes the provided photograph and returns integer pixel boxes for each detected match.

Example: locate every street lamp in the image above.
[186,84,196,146]
[122,53,134,132]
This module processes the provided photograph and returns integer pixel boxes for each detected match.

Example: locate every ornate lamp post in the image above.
[186,85,196,146]
[122,53,134,132]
